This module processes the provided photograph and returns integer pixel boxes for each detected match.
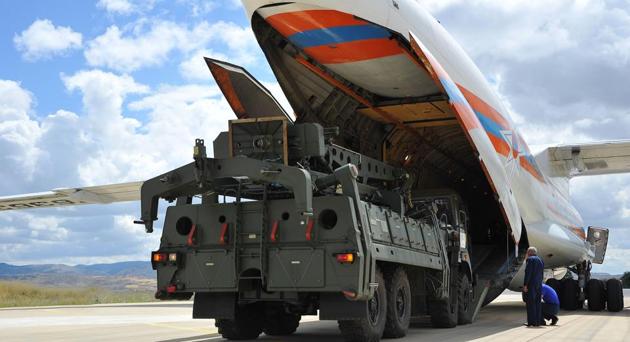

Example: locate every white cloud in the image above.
[179,49,229,81]
[0,80,42,185]
[176,0,243,16]
[0,70,237,263]
[61,70,153,184]
[14,19,82,61]
[97,0,134,14]
[62,69,148,120]
[127,82,234,161]
[261,81,293,117]
[84,23,186,72]
[96,0,155,15]
[85,20,260,73]
[57,69,237,186]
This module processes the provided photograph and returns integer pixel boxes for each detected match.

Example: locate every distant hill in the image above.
[591,272,623,280]
[0,261,153,278]
[0,261,155,291]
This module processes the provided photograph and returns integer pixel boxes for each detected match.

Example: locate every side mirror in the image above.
[439,213,449,229]
[458,210,468,230]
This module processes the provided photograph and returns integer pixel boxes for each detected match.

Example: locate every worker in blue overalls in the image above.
[523,246,544,327]
[541,283,560,325]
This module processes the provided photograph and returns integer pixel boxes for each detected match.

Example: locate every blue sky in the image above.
[0,0,629,274]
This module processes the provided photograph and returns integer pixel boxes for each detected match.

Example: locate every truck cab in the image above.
[412,190,472,279]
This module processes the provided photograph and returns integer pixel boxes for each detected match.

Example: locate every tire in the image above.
[561,278,579,310]
[586,279,605,311]
[216,304,264,340]
[338,268,387,342]
[606,278,624,312]
[430,271,459,328]
[457,272,474,325]
[383,267,411,338]
[546,278,562,301]
[263,312,301,336]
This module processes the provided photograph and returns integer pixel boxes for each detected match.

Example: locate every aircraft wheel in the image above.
[216,303,264,340]
[586,279,605,311]
[263,312,300,336]
[606,278,624,312]
[561,278,579,310]
[383,267,411,338]
[457,272,474,325]
[338,267,387,342]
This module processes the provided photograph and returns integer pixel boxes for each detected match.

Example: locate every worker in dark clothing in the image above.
[541,284,560,325]
[523,247,544,327]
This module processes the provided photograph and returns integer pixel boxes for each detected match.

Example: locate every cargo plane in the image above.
[1,0,627,335]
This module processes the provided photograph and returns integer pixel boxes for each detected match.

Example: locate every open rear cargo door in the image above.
[587,226,609,264]
[408,32,522,243]
[205,57,292,121]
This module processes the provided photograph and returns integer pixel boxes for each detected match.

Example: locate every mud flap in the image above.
[587,226,609,264]
[319,293,367,320]
[193,292,236,319]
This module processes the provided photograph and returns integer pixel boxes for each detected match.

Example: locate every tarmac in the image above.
[0,290,627,342]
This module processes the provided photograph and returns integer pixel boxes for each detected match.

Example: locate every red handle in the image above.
[219,223,229,245]
[305,219,314,241]
[270,220,279,243]
[187,224,197,246]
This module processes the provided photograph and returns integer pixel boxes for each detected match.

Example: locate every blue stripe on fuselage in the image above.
[287,24,391,48]
[475,111,505,140]
[438,77,467,104]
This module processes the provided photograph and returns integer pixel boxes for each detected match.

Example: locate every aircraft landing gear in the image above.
[606,278,625,312]
[557,261,625,313]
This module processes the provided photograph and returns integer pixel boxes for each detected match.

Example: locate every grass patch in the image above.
[0,281,156,308]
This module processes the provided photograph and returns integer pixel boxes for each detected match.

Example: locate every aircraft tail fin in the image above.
[537,140,630,178]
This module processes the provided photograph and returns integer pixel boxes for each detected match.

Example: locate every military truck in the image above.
[140,112,479,341]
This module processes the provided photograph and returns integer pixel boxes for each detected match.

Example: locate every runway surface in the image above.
[1,290,628,342]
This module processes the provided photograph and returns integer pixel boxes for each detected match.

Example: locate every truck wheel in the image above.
[263,313,301,336]
[586,279,605,311]
[561,278,579,310]
[338,268,387,342]
[606,278,624,312]
[383,267,411,338]
[457,272,474,325]
[429,274,458,328]
[216,304,264,340]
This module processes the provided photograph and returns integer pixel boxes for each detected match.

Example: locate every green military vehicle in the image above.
[139,62,482,341]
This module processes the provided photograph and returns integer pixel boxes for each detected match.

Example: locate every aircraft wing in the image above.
[0,181,142,211]
[542,140,630,178]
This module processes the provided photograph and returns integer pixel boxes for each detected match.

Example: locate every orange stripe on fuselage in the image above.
[456,83,545,181]
[458,85,511,130]
[303,38,403,64]
[451,102,481,130]
[521,158,545,182]
[487,133,510,157]
[571,227,586,240]
[266,10,367,37]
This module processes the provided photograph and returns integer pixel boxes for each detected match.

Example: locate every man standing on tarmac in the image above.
[541,283,560,325]
[523,247,544,327]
